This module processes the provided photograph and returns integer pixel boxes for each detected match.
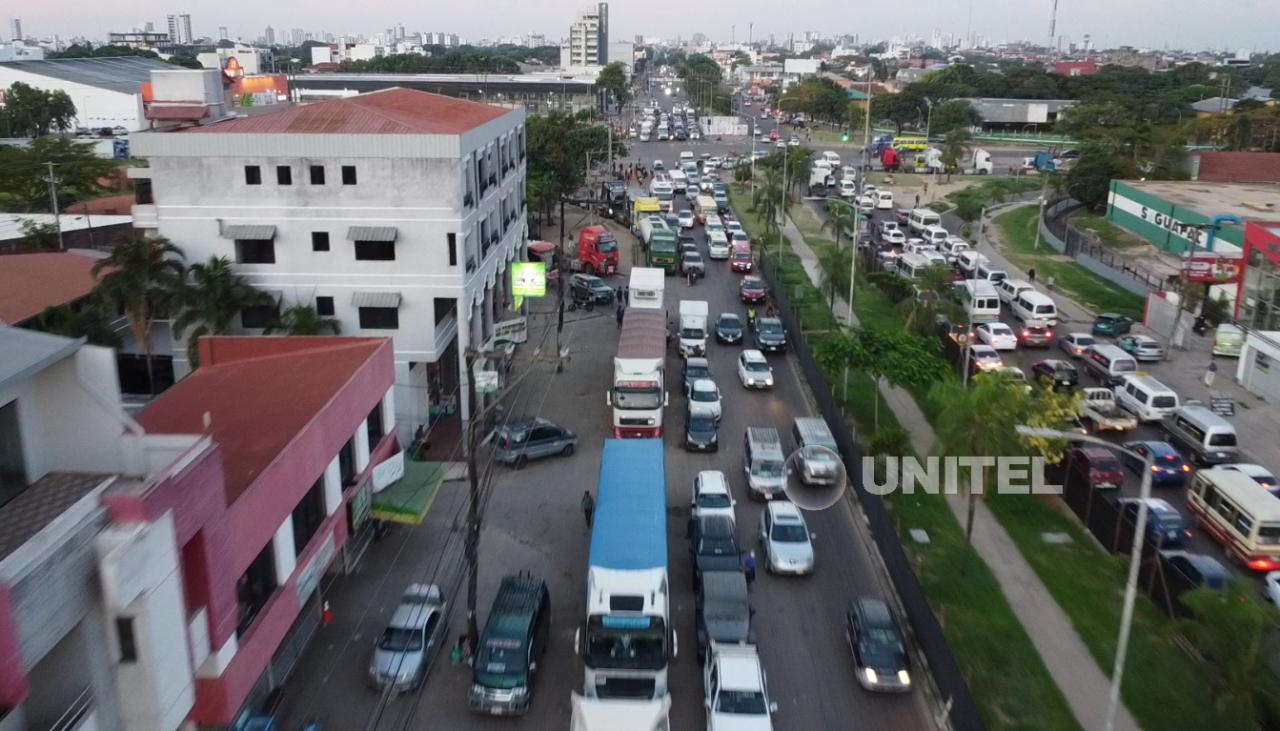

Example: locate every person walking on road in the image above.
[581,491,595,529]
[1027,267,1036,284]
[616,302,625,328]
[1204,359,1218,387]
[742,551,757,589]
[915,193,921,207]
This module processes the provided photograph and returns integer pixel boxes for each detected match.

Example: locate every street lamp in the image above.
[775,97,803,260]
[820,197,864,325]
[923,99,936,142]
[1012,425,1154,731]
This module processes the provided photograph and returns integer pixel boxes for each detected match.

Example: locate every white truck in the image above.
[611,268,669,438]
[1077,387,1138,432]
[678,300,709,358]
[808,166,835,196]
[966,148,994,175]
[570,694,671,731]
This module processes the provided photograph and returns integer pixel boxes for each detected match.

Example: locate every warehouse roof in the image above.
[0,56,170,95]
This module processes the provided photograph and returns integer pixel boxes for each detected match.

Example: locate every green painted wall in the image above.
[1104,180,1244,255]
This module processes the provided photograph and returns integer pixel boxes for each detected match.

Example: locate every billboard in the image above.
[1180,252,1243,283]
[510,262,547,297]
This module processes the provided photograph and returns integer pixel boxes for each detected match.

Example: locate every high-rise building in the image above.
[291,28,305,46]
[395,24,405,40]
[166,13,192,44]
[264,25,275,45]
[567,3,608,66]
[9,18,21,41]
[145,21,155,33]
[219,26,228,40]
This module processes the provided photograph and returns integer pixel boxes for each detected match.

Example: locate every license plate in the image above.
[491,708,503,715]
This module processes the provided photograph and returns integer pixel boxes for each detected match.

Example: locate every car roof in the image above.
[697,470,730,493]
[1161,550,1226,575]
[692,378,718,392]
[854,596,897,628]
[1132,440,1179,456]
[1223,463,1275,477]
[971,345,998,354]
[768,501,805,522]
[699,514,736,535]
[1121,497,1179,515]
[686,357,710,368]
[713,646,765,691]
[742,349,768,362]
[1069,332,1094,338]
[718,312,740,321]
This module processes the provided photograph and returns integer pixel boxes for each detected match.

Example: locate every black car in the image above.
[1161,550,1228,590]
[715,313,744,344]
[678,233,697,249]
[696,571,754,663]
[569,274,614,304]
[683,357,712,391]
[674,128,688,141]
[688,514,741,589]
[753,317,787,352]
[684,409,719,452]
[1030,359,1079,390]
[936,316,968,343]
[846,597,912,693]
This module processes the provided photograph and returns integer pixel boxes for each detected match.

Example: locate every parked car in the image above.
[691,470,736,521]
[689,514,741,589]
[1019,320,1054,347]
[368,584,447,691]
[683,357,712,391]
[569,273,615,305]
[1117,334,1165,361]
[738,350,775,389]
[702,643,777,726]
[846,597,912,693]
[1117,498,1192,548]
[1058,332,1097,358]
[1119,440,1191,486]
[1092,313,1133,337]
[1161,550,1229,590]
[1030,359,1080,390]
[740,276,769,304]
[758,501,815,575]
[715,313,744,344]
[974,322,1018,351]
[494,418,578,468]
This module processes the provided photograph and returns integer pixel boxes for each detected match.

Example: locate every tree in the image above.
[816,244,852,311]
[779,77,850,125]
[930,99,983,137]
[844,101,866,135]
[266,303,342,336]
[815,327,943,429]
[16,219,61,250]
[822,201,859,249]
[1065,142,1128,210]
[1055,100,1139,145]
[170,256,272,368]
[596,62,630,107]
[940,128,975,181]
[0,82,77,138]
[166,54,203,70]
[525,111,624,223]
[0,137,119,213]
[29,302,120,347]
[91,235,185,394]
[953,191,986,236]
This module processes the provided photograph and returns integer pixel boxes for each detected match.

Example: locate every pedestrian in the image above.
[765,303,775,318]
[923,182,929,194]
[915,193,921,207]
[581,490,595,528]
[1027,267,1036,283]
[742,551,757,588]
[616,302,625,328]
[1204,359,1218,387]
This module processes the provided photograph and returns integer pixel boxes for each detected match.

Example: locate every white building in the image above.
[130,72,529,440]
[566,3,608,67]
[310,43,386,66]
[166,13,192,45]
[0,56,168,131]
[196,45,273,75]
[0,42,42,61]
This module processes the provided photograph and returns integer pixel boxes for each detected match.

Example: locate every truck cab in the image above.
[679,301,710,358]
[572,225,619,276]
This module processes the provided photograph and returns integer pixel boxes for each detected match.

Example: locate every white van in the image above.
[922,225,949,246]
[669,169,688,193]
[1115,375,1180,422]
[1082,343,1139,387]
[996,278,1034,306]
[940,237,971,262]
[955,280,1001,322]
[895,252,939,280]
[679,151,695,165]
[822,151,842,167]
[976,261,1008,285]
[1011,290,1059,325]
[908,208,942,233]
[744,426,786,500]
[658,123,670,141]
[707,230,730,259]
[876,190,894,209]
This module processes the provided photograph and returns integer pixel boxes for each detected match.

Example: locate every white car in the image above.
[968,344,1004,372]
[840,179,858,199]
[758,501,815,575]
[687,378,723,422]
[725,220,744,236]
[738,350,775,389]
[975,322,1019,351]
[862,185,879,198]
[775,140,787,149]
[707,156,723,169]
[857,196,876,213]
[788,137,801,146]
[678,210,696,229]
[1218,463,1278,491]
[704,643,778,730]
[691,470,736,522]
[653,160,665,173]
[881,230,906,246]
[1058,332,1096,358]
[842,165,858,180]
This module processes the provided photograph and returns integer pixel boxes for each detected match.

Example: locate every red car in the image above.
[768,131,780,142]
[739,276,768,303]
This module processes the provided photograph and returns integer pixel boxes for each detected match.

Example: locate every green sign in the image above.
[511,262,546,297]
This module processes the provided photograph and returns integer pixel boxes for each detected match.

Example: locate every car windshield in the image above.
[590,281,612,293]
[743,282,765,292]
[585,621,668,670]
[473,637,528,688]
[715,689,767,715]
[378,627,424,652]
[861,627,905,660]
[771,522,809,542]
[689,416,717,432]
[698,492,732,508]
[691,388,718,402]
[614,384,662,410]
[744,360,770,373]
[758,322,782,334]
[753,459,784,478]
[697,536,736,556]
[719,317,741,330]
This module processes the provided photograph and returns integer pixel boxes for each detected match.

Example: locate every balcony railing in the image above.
[466,255,476,272]
[47,687,93,731]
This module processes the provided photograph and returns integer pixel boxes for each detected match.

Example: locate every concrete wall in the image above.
[1072,252,1156,297]
[0,67,145,131]
[1106,181,1245,255]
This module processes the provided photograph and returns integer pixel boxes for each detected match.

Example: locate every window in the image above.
[367,402,384,446]
[277,166,292,185]
[241,303,281,329]
[311,231,330,252]
[235,239,275,264]
[291,478,326,557]
[310,165,325,185]
[316,296,335,316]
[342,165,358,185]
[135,178,154,205]
[447,233,458,266]
[245,165,262,185]
[235,543,278,637]
[337,437,356,485]
[115,617,138,663]
[0,399,27,509]
[355,240,396,261]
[359,307,399,330]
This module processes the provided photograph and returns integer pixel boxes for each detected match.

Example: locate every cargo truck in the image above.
[610,269,668,438]
[569,225,619,276]
[570,694,671,731]
[647,230,679,274]
[678,300,709,358]
[631,197,661,235]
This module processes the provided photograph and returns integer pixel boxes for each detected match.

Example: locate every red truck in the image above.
[569,225,619,276]
[880,147,901,172]
[526,241,559,282]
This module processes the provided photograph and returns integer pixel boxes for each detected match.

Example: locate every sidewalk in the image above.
[782,211,1143,731]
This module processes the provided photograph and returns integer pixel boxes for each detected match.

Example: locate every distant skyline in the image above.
[13,0,1278,53]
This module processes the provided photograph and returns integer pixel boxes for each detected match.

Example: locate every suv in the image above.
[692,470,736,521]
[684,407,719,452]
[494,418,578,469]
[1067,445,1124,490]
[569,273,615,305]
[696,571,754,663]
[369,584,447,691]
[1117,498,1191,549]
[703,643,778,727]
[468,573,551,715]
[688,514,741,589]
[740,276,768,304]
[753,317,787,353]
[846,596,912,693]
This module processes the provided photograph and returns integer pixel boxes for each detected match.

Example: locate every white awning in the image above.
[222,225,277,240]
[347,226,398,242]
[352,291,402,308]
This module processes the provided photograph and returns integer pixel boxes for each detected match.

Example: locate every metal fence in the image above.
[1042,196,1169,294]
[757,251,986,731]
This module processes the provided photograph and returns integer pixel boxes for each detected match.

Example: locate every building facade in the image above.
[291,72,599,114]
[130,76,527,442]
[167,14,193,45]
[0,56,168,131]
[566,4,608,67]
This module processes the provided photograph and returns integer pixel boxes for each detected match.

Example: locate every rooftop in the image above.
[297,71,597,87]
[135,337,386,504]
[0,326,82,392]
[1124,180,1280,222]
[0,250,103,325]
[176,87,513,136]
[0,56,170,95]
[1194,152,1280,184]
[0,472,115,564]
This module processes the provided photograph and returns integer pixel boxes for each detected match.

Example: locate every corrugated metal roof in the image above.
[352,291,402,308]
[222,225,277,240]
[179,87,513,136]
[0,57,170,95]
[0,326,82,393]
[347,226,398,242]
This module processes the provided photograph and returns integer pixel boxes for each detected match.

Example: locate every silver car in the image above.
[494,418,578,469]
[758,502,815,575]
[369,584,447,691]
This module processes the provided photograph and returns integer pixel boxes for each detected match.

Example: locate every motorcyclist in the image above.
[747,305,758,327]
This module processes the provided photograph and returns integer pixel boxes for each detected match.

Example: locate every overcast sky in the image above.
[20,0,1277,54]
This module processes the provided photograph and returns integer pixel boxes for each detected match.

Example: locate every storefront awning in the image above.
[370,460,449,525]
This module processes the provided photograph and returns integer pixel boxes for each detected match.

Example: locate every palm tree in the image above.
[815,244,852,312]
[170,256,272,369]
[32,302,120,347]
[91,234,185,395]
[822,202,859,249]
[266,303,342,336]
[941,128,974,182]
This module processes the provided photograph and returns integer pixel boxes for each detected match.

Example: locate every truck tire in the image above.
[584,262,595,275]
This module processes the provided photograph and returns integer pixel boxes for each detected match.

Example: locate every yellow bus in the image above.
[892,136,929,151]
[1185,468,1280,571]
[694,195,717,223]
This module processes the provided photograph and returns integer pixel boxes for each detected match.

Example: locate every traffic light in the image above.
[841,133,850,142]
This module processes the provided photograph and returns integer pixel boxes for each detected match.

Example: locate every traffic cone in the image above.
[322,601,333,626]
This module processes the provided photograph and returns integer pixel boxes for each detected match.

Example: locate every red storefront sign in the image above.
[1181,252,1243,283]
[1246,221,1280,269]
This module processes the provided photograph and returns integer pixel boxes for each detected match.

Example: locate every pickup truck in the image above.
[1077,388,1138,432]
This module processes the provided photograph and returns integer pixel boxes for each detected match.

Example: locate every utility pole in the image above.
[43,162,65,250]
[963,206,986,386]
[465,349,481,652]
[556,198,567,373]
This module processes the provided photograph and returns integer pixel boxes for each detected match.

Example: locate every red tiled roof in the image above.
[136,337,385,504]
[1196,152,1280,184]
[179,87,512,136]
[0,251,100,325]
